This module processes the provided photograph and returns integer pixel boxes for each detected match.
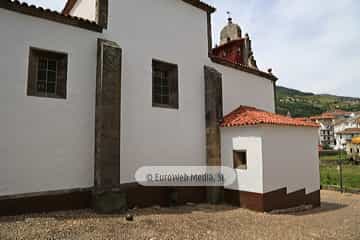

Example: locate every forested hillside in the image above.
[276,86,360,117]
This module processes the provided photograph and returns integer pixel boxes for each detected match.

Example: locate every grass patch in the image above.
[320,164,360,189]
[320,154,341,162]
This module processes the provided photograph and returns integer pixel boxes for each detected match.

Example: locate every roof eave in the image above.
[0,0,102,32]
[182,0,216,13]
[220,123,320,128]
[210,55,278,82]
[62,0,216,15]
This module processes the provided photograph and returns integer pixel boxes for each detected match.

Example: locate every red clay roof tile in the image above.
[63,0,216,14]
[1,0,102,32]
[221,106,320,128]
[338,128,360,134]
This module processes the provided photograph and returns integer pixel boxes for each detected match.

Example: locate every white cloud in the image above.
[206,0,360,97]
[18,0,65,11]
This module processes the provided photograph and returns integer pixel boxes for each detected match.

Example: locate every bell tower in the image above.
[220,12,242,45]
[213,14,258,69]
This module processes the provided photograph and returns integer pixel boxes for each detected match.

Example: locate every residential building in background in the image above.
[337,128,360,150]
[310,110,354,149]
[334,115,360,149]
[310,114,336,148]
[346,137,360,162]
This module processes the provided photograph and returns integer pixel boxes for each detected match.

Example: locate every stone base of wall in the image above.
[224,188,321,212]
[0,188,92,216]
[121,184,207,208]
[0,186,321,216]
[93,191,127,214]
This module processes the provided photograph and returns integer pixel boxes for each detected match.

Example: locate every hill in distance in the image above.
[276,86,360,117]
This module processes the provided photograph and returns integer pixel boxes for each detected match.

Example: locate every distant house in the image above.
[334,115,360,150]
[337,128,360,150]
[310,110,353,148]
[310,114,336,148]
[346,137,360,162]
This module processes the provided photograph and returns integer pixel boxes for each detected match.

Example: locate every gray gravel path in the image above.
[0,190,359,240]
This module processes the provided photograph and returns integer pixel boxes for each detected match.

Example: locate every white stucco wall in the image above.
[221,127,264,193]
[221,125,320,194]
[213,64,275,115]
[0,9,99,196]
[103,0,211,183]
[102,0,276,183]
[0,0,277,196]
[262,126,320,194]
[69,0,97,21]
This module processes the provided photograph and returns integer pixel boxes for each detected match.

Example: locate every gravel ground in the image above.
[0,190,359,240]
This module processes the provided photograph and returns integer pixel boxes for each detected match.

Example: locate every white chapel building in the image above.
[0,0,320,214]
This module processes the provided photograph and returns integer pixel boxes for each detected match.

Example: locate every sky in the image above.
[22,0,360,97]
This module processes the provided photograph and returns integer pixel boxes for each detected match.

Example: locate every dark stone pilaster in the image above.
[97,0,108,29]
[273,80,278,113]
[207,12,213,56]
[94,39,125,213]
[204,66,223,204]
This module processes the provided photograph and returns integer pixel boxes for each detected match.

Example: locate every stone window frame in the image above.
[152,59,179,109]
[233,150,247,170]
[27,47,68,99]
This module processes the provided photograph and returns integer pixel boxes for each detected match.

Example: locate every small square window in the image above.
[233,150,247,170]
[27,47,68,99]
[152,59,178,109]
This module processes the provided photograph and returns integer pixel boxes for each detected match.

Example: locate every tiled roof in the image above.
[221,106,320,128]
[0,0,102,32]
[310,110,353,121]
[294,117,310,122]
[334,115,360,125]
[210,55,278,82]
[338,128,360,134]
[331,109,352,116]
[310,114,336,120]
[63,0,216,14]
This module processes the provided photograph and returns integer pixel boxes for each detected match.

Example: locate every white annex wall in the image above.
[262,126,320,194]
[0,9,99,196]
[212,64,275,115]
[69,0,97,21]
[221,125,320,194]
[221,127,263,193]
[103,0,211,183]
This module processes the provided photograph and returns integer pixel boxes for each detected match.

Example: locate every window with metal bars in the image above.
[152,59,178,109]
[27,48,68,99]
[37,58,57,95]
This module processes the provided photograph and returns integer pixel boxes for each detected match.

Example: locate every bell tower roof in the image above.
[220,16,242,45]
